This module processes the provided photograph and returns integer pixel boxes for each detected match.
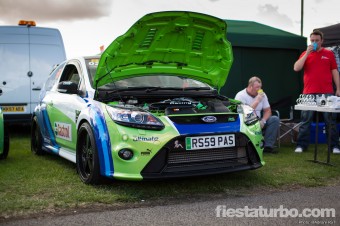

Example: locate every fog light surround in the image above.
[118,149,134,160]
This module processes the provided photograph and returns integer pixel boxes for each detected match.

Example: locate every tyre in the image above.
[76,122,101,184]
[0,125,9,160]
[31,116,44,155]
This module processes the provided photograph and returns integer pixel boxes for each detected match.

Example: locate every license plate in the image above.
[1,106,25,112]
[185,134,235,150]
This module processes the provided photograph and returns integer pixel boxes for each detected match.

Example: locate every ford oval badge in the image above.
[202,116,217,123]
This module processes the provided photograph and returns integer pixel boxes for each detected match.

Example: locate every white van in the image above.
[0,20,66,123]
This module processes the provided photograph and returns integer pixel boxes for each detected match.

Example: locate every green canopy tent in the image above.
[221,20,307,118]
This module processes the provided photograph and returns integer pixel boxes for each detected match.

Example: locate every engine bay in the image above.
[109,96,231,115]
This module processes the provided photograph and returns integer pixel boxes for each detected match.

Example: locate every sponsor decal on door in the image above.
[54,122,72,141]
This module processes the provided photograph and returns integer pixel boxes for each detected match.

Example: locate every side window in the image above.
[45,62,66,91]
[39,62,66,101]
[58,63,86,97]
[59,64,80,84]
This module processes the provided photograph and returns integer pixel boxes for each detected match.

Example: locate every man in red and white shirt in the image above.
[294,29,340,153]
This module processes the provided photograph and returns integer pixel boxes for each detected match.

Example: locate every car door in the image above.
[45,61,88,151]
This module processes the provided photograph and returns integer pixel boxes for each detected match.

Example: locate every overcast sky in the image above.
[0,0,339,58]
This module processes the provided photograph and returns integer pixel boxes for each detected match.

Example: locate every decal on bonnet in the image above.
[174,140,184,149]
[228,116,236,122]
[132,136,159,142]
[75,110,81,122]
[54,122,72,141]
[202,116,217,123]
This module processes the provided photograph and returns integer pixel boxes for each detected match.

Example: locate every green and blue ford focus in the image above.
[31,11,265,184]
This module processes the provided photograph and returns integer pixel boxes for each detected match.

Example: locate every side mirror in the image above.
[57,81,78,94]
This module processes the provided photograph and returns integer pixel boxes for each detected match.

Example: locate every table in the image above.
[294,105,340,165]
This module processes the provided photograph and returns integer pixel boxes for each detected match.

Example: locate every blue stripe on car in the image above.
[35,105,59,153]
[41,109,59,149]
[88,105,114,177]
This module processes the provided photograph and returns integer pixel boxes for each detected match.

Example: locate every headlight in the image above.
[237,104,259,126]
[105,105,164,130]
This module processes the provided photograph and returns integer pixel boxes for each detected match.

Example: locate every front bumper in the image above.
[141,132,262,179]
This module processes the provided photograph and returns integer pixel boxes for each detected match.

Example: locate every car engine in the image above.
[111,97,231,115]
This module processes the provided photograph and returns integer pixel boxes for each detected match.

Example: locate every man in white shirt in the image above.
[235,76,280,153]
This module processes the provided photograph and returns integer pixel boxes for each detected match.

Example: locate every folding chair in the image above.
[274,106,302,148]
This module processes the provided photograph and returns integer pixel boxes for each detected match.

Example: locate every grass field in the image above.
[1,127,340,219]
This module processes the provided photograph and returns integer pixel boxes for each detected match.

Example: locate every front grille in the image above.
[141,132,261,179]
[168,148,239,164]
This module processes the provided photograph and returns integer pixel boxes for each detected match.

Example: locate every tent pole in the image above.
[301,0,304,36]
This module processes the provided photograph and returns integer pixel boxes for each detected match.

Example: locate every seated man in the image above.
[235,76,280,153]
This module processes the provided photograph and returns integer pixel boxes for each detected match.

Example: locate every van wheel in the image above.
[76,122,101,185]
[31,116,44,155]
[0,125,9,160]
